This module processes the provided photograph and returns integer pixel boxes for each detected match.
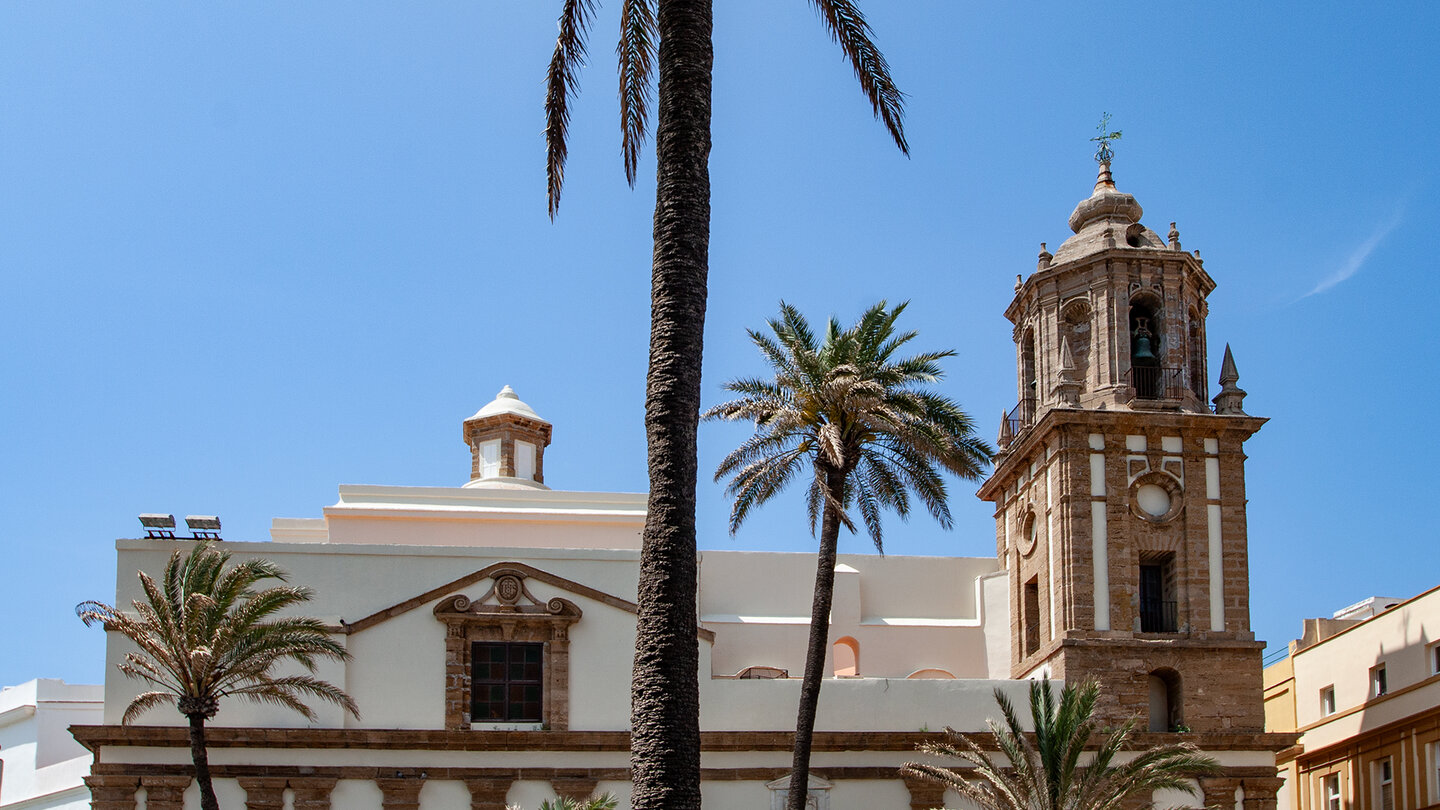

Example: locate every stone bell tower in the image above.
[976,157,1268,734]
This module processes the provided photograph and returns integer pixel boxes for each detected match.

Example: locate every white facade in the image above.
[0,679,101,810]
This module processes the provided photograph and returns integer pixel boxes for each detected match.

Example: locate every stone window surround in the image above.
[433,568,581,731]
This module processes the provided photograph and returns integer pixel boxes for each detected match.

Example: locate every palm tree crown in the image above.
[902,679,1221,810]
[78,541,357,810]
[707,300,991,549]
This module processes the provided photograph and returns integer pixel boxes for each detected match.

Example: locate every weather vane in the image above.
[1091,113,1122,165]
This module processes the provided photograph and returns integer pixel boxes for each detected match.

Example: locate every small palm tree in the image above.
[77,541,359,810]
[706,300,992,810]
[508,793,619,810]
[901,679,1221,810]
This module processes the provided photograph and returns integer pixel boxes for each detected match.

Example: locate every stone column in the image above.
[84,774,139,810]
[139,776,193,810]
[551,774,598,803]
[237,777,288,810]
[1241,777,1285,810]
[444,622,470,730]
[1201,775,1245,810]
[464,777,514,810]
[289,777,339,810]
[377,778,424,810]
[902,775,947,810]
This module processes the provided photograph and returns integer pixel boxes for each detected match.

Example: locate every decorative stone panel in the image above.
[237,777,289,810]
[84,774,139,810]
[139,775,193,810]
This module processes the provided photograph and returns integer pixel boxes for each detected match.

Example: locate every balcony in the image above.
[1126,365,1185,402]
[1000,397,1035,448]
[1139,599,1178,633]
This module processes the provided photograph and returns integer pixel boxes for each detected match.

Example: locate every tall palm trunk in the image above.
[187,713,219,810]
[629,2,711,809]
[787,465,847,810]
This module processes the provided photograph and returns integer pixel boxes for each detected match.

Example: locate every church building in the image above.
[73,161,1296,810]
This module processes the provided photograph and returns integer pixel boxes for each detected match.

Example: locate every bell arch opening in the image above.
[1128,294,1164,399]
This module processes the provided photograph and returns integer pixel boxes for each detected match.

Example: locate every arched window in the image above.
[1187,309,1205,400]
[832,637,859,677]
[1148,668,1183,732]
[1128,294,1164,399]
[1060,299,1092,389]
[1020,327,1038,410]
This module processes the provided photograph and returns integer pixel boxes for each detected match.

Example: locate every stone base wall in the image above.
[1050,638,1265,731]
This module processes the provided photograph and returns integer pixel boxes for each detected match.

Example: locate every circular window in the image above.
[1127,472,1184,523]
[1136,484,1171,517]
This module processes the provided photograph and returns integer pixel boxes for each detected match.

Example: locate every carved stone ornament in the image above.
[1127,470,1184,524]
[433,566,582,731]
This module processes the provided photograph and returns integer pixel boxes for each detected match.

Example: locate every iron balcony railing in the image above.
[1126,365,1185,401]
[1139,599,1178,633]
[1001,397,1036,446]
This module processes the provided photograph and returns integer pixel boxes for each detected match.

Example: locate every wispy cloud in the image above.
[1302,211,1404,298]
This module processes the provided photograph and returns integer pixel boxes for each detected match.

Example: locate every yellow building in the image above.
[1264,587,1440,810]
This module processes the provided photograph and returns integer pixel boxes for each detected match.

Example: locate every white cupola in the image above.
[462,386,553,489]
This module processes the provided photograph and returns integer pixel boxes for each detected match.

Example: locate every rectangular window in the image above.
[1324,773,1342,810]
[1320,685,1336,716]
[471,641,543,723]
[515,440,536,481]
[1022,578,1041,656]
[1430,641,1440,676]
[1138,553,1177,632]
[1371,663,1388,698]
[1376,758,1394,810]
[480,440,502,478]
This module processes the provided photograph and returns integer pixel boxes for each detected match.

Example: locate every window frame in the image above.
[1371,663,1388,698]
[433,568,582,731]
[470,641,544,723]
[1324,773,1342,810]
[1320,685,1336,717]
[1375,758,1394,810]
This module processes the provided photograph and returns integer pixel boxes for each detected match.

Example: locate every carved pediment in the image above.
[433,568,582,621]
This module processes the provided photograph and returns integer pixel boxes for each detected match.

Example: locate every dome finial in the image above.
[1090,112,1122,166]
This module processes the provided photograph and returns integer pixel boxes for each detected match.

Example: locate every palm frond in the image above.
[807,0,908,155]
[617,0,656,185]
[904,680,1220,810]
[545,0,600,218]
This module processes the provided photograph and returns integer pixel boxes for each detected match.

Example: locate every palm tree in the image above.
[543,3,908,808]
[706,301,992,810]
[901,680,1221,810]
[509,793,618,810]
[77,541,359,810]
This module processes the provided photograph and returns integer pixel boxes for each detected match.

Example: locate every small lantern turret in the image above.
[462,386,553,489]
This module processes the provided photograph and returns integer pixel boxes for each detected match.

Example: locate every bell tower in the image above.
[977,157,1268,733]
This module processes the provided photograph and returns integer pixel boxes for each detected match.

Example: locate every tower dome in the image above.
[462,386,553,489]
[1051,162,1166,265]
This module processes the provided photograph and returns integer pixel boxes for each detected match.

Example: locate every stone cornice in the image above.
[978,408,1267,501]
[70,724,1299,754]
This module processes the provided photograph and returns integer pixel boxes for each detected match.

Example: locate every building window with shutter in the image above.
[1324,773,1341,810]
[1371,663,1388,698]
[1375,758,1394,810]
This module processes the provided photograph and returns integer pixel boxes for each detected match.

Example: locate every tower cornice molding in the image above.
[978,408,1267,501]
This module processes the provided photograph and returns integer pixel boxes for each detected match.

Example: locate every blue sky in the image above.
[2,2,1436,687]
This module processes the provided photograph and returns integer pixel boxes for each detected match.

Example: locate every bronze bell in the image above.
[1132,318,1158,364]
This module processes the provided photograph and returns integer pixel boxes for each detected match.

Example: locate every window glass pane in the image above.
[516,441,536,481]
[473,684,506,720]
